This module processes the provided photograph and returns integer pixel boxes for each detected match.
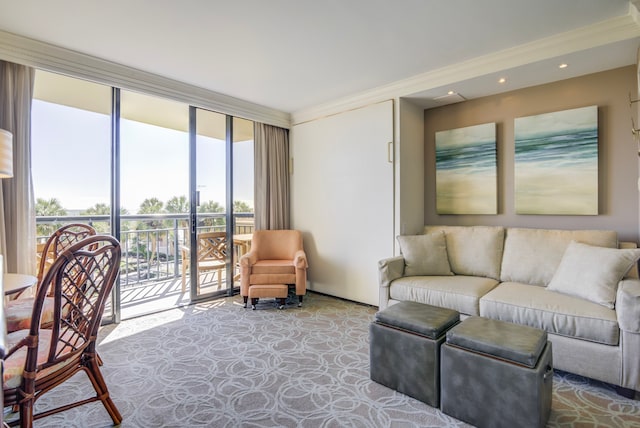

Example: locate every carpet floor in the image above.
[21,292,640,427]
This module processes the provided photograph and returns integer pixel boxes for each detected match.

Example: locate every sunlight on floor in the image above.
[100,295,240,344]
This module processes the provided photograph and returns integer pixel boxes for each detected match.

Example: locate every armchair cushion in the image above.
[4,329,74,389]
[252,260,295,275]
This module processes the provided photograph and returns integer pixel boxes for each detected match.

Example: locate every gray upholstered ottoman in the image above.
[440,317,553,428]
[369,301,459,407]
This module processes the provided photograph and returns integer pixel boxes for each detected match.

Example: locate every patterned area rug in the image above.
[25,293,640,427]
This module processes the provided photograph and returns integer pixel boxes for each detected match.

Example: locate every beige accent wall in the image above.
[424,66,639,242]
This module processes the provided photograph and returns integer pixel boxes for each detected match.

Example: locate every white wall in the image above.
[291,101,394,305]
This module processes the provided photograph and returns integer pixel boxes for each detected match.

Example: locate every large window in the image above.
[32,70,112,237]
[31,70,255,320]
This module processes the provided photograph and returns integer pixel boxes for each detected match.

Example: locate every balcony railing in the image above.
[36,213,254,289]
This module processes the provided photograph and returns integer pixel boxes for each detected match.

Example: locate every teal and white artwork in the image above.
[514,106,598,215]
[435,123,497,214]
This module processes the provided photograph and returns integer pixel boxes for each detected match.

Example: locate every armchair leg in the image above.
[298,295,303,307]
[251,297,259,310]
[278,298,286,309]
[243,296,248,308]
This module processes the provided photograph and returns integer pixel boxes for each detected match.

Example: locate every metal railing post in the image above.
[173,219,180,278]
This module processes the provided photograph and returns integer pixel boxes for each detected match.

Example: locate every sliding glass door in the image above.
[191,110,255,297]
[119,90,190,317]
[231,117,255,288]
[191,108,231,298]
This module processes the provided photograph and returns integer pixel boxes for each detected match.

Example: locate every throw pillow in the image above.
[547,240,640,308]
[397,232,453,276]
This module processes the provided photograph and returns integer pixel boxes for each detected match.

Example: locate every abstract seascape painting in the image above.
[435,123,497,214]
[514,106,598,215]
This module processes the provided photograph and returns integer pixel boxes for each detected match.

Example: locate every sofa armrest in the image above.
[620,241,639,279]
[378,256,405,288]
[617,278,640,333]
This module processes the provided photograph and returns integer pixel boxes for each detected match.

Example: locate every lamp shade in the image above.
[0,129,13,178]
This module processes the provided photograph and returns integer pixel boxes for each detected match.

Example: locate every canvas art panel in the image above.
[435,123,497,214]
[514,105,598,215]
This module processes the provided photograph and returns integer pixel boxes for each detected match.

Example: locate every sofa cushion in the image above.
[479,282,619,346]
[500,228,618,286]
[397,232,453,276]
[424,225,504,280]
[547,241,640,309]
[389,275,499,316]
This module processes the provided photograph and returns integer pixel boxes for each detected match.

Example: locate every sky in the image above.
[31,100,254,214]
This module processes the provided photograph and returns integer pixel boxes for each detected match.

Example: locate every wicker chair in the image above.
[3,235,122,427]
[180,231,228,293]
[6,223,97,333]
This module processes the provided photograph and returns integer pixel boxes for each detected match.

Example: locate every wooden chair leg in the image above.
[85,356,123,425]
[19,399,34,428]
[217,268,224,289]
[243,296,248,308]
[298,295,303,307]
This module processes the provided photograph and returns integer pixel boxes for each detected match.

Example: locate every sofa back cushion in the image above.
[500,228,618,286]
[424,225,504,280]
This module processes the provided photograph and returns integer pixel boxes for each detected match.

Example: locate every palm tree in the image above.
[164,195,189,252]
[137,197,164,263]
[81,203,131,233]
[139,197,164,216]
[81,203,110,233]
[35,198,67,238]
[233,200,253,213]
[165,195,189,214]
[198,200,225,229]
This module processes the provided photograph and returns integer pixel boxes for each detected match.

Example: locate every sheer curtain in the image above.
[254,123,290,230]
[0,60,36,274]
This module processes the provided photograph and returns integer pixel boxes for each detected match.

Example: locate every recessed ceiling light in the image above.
[498,77,506,84]
[447,90,455,95]
[559,63,568,69]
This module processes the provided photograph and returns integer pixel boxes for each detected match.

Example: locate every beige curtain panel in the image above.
[254,123,290,230]
[0,60,36,274]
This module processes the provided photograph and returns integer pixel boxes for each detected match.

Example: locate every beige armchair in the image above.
[240,230,308,308]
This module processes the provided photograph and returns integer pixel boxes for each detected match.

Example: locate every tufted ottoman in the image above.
[248,284,288,310]
[369,301,460,407]
[440,316,553,428]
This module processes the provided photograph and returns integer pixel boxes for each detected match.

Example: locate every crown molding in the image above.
[0,30,291,129]
[291,12,640,125]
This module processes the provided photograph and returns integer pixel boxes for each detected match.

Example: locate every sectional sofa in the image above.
[378,225,640,395]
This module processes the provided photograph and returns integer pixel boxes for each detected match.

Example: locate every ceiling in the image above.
[0,0,638,117]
